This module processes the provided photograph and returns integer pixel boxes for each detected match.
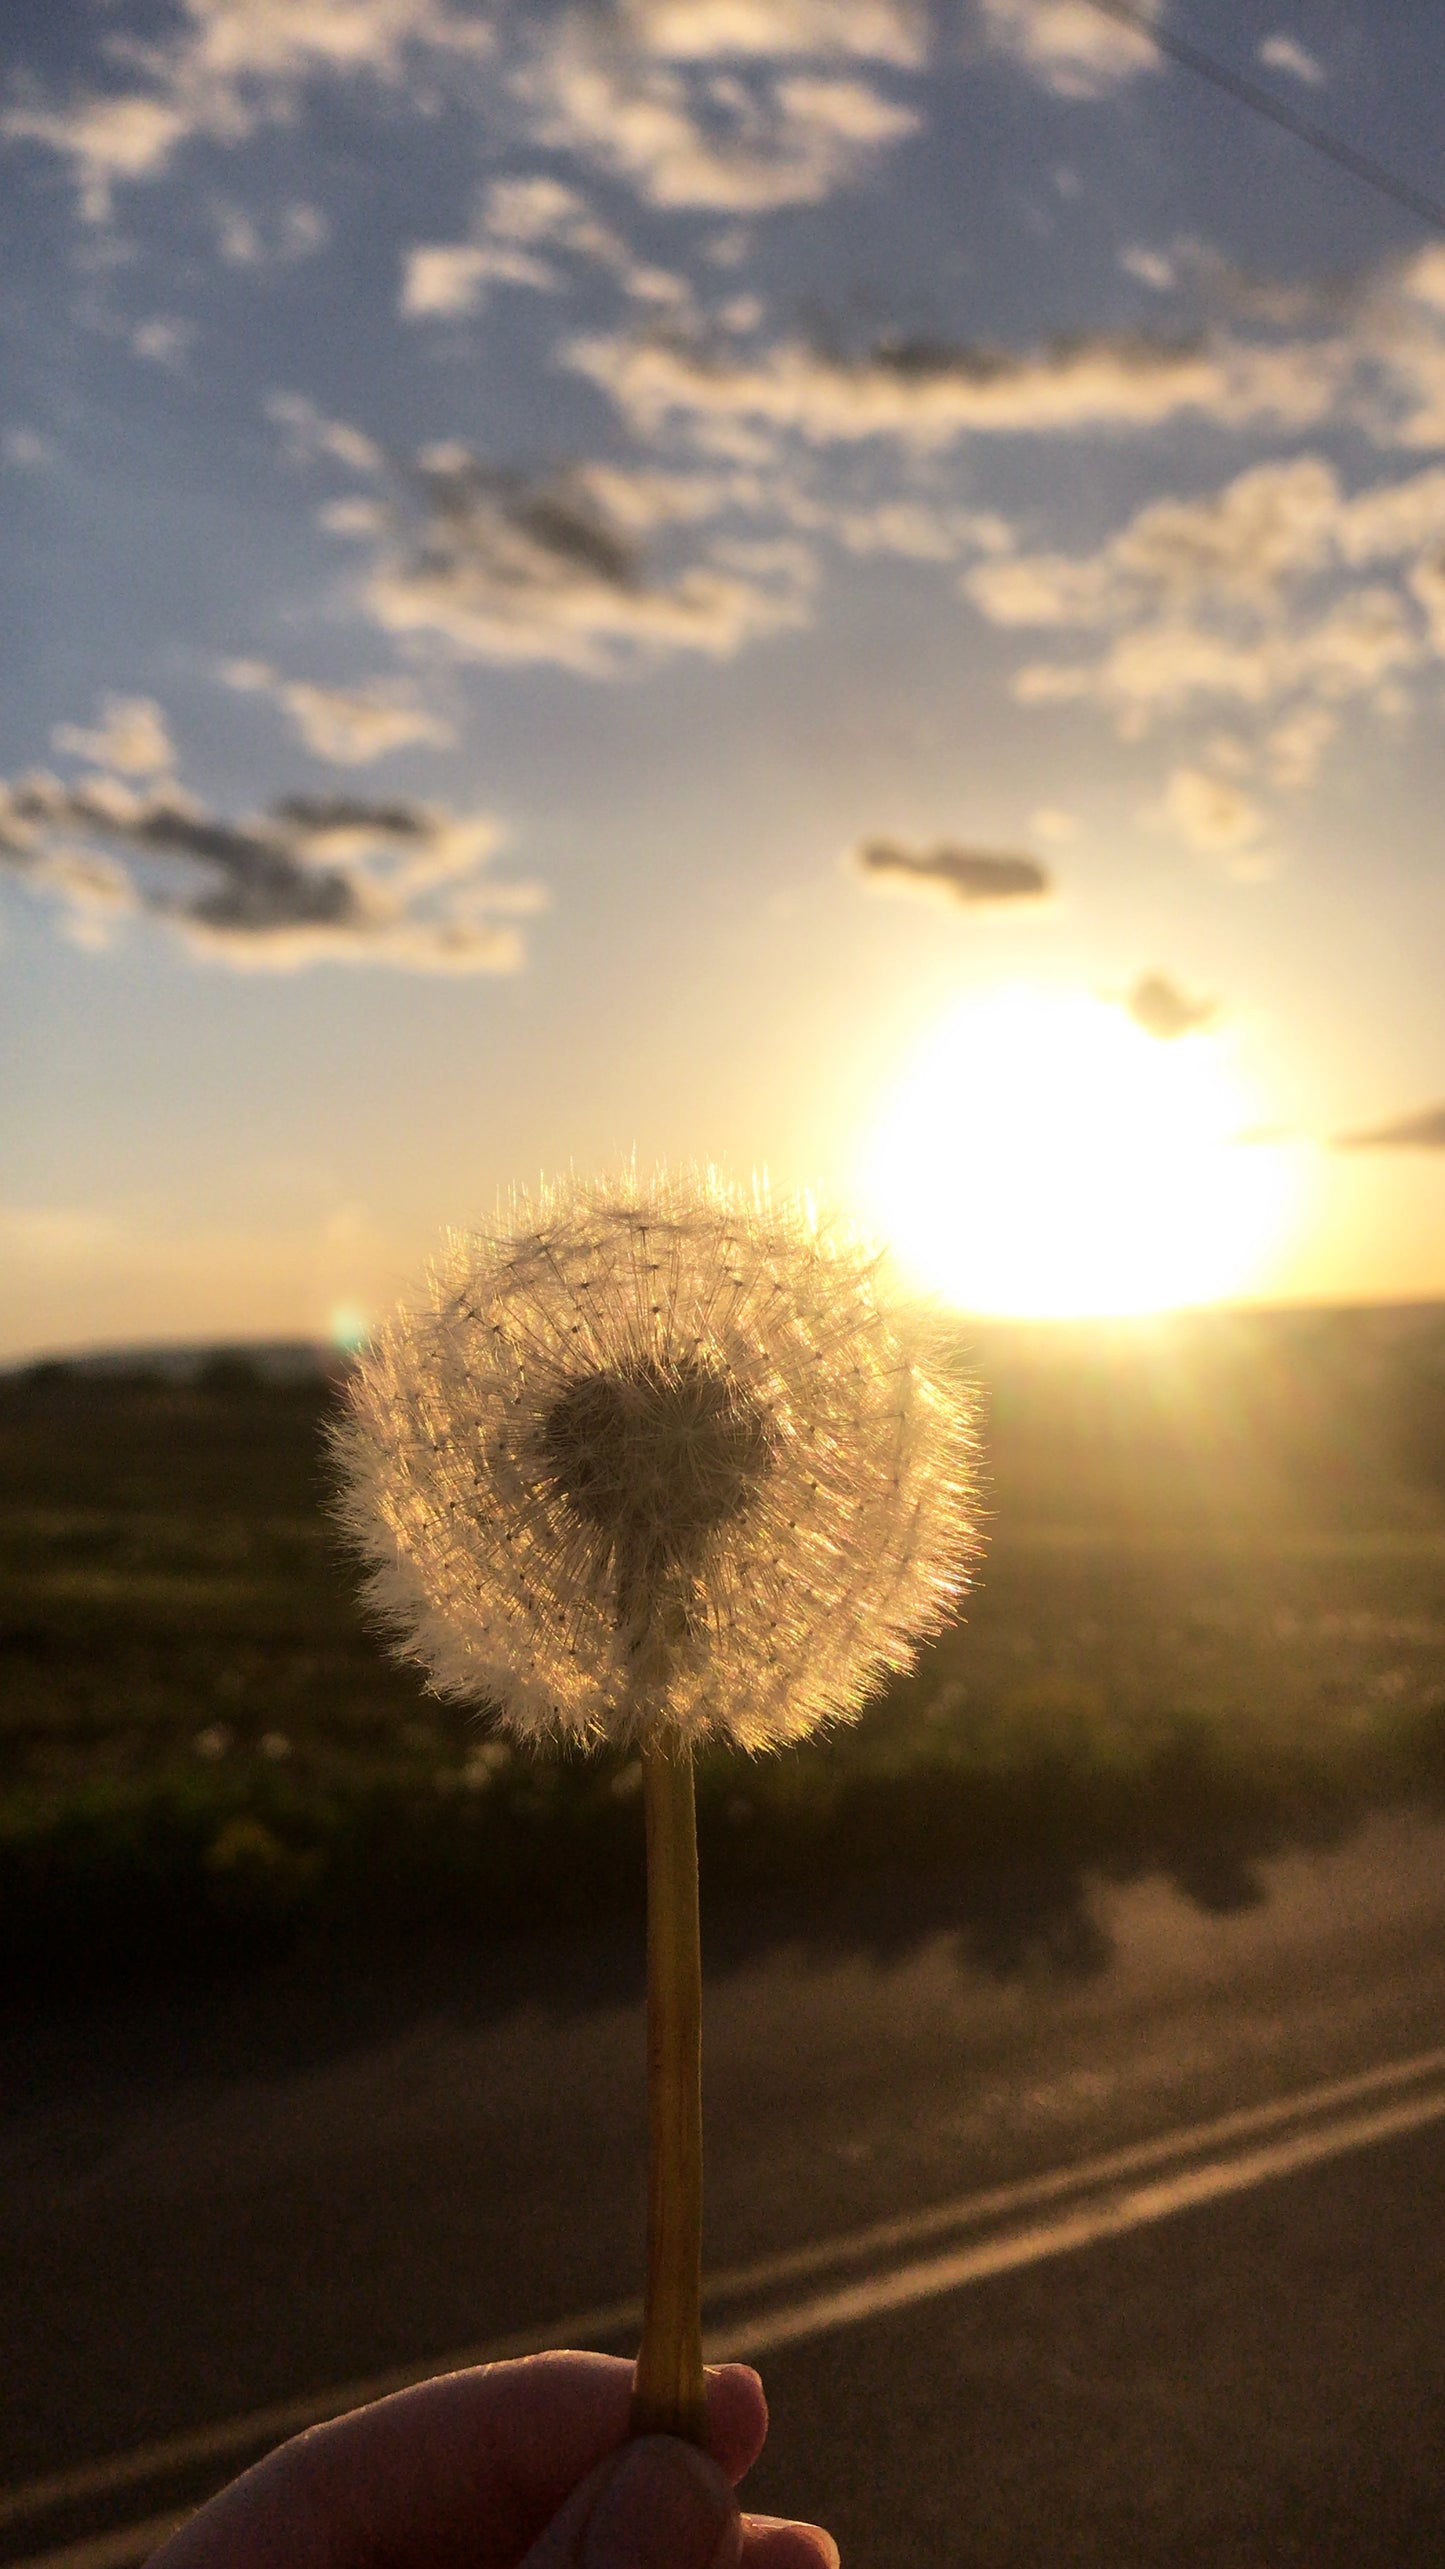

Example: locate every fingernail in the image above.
[582,2437,742,2569]
[745,2517,841,2569]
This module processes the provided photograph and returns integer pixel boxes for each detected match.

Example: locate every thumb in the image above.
[520,2434,743,2569]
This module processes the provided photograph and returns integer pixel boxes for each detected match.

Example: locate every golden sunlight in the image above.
[855,986,1302,1318]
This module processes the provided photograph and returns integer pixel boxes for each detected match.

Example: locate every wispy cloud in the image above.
[210,197,330,268]
[400,174,687,320]
[0,764,536,972]
[975,0,1161,98]
[968,447,1445,810]
[51,695,176,777]
[516,12,917,213]
[1333,1104,1445,1152]
[220,662,454,763]
[1257,32,1325,88]
[265,390,386,477]
[851,837,1053,902]
[400,239,558,320]
[2,0,492,221]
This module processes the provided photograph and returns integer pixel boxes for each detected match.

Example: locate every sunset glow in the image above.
[857,988,1303,1319]
[3,9,1444,1361]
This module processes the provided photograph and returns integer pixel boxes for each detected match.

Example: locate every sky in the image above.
[3,0,1445,1357]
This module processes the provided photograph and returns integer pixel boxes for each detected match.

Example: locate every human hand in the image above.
[148,2350,837,2569]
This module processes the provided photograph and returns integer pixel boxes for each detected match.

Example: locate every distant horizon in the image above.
[9,1292,1445,1380]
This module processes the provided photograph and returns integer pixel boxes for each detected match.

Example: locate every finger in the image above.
[701,2362,771,2483]
[149,2353,769,2569]
[518,2434,743,2569]
[742,2514,841,2569]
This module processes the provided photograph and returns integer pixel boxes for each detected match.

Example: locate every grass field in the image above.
[4,1307,1445,1979]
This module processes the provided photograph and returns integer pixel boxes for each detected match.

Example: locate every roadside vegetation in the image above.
[3,1308,1445,1981]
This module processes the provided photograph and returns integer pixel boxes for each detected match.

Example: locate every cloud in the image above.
[265,391,385,476]
[1264,704,1336,787]
[352,445,810,673]
[51,695,176,776]
[966,456,1345,626]
[1015,587,1420,731]
[1257,33,1325,86]
[565,242,1445,468]
[131,315,195,368]
[0,767,535,972]
[976,0,1161,98]
[1334,465,1445,563]
[2,0,492,221]
[219,662,454,763]
[399,240,558,319]
[1122,971,1218,1040]
[833,498,1013,559]
[971,450,1445,768]
[851,837,1053,903]
[3,426,58,470]
[398,176,670,320]
[211,198,330,267]
[275,401,802,673]
[517,15,917,212]
[1354,246,1445,452]
[572,325,1337,451]
[487,173,600,241]
[1333,1105,1445,1152]
[1120,244,1174,291]
[629,0,928,67]
[1160,767,1265,855]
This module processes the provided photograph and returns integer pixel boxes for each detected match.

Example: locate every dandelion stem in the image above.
[631,1728,707,2445]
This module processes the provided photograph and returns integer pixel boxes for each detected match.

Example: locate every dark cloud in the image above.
[1333,1103,1445,1151]
[852,837,1052,904]
[420,456,639,589]
[1123,971,1219,1040]
[865,329,1204,388]
[0,771,535,972]
[272,795,433,836]
[359,446,806,671]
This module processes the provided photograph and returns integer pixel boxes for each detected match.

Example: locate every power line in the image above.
[1079,0,1445,242]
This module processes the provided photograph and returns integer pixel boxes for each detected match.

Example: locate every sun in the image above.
[855,985,1300,1318]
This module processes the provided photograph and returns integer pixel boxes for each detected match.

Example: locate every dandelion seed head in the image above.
[332,1168,981,1748]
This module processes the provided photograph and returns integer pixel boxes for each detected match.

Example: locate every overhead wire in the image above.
[1078,0,1445,241]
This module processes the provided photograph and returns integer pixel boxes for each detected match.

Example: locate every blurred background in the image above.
[4,6,1445,2565]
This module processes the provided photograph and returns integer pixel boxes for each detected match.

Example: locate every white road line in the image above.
[709,2079,1445,2360]
[7,2039,1445,2569]
[697,2036,1445,2303]
[1,2512,189,2569]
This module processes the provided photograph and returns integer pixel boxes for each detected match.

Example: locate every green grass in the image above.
[3,1310,1445,1979]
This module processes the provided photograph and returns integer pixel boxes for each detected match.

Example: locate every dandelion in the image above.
[333,1166,979,2440]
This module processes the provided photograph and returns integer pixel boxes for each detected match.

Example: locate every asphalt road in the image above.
[7,1812,1445,2566]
